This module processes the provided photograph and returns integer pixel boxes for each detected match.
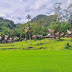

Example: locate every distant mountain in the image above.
[31,14,57,26]
[0,17,16,33]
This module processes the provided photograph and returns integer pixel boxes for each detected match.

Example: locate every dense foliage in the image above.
[0,17,16,34]
[0,14,71,39]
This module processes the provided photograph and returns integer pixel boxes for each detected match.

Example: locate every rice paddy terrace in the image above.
[0,38,72,50]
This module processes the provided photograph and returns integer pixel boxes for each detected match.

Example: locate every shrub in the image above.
[64,43,71,49]
[19,38,23,41]
[15,38,19,41]
[71,38,72,42]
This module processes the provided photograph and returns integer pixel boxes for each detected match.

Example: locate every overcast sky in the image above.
[0,0,71,24]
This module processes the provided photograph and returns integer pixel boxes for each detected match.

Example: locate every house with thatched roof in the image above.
[48,27,64,38]
[32,35,37,39]
[32,35,43,39]
[67,29,71,35]
[48,27,59,38]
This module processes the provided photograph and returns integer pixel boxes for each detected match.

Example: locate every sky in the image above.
[0,0,72,24]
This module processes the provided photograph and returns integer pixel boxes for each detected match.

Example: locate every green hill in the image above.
[0,17,16,34]
[31,14,57,26]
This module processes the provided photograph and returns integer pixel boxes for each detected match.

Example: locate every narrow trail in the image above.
[38,38,54,46]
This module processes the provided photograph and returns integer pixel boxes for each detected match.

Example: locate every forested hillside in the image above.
[0,17,16,34]
[31,14,57,26]
[0,14,71,38]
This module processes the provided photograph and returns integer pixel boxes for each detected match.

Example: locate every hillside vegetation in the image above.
[0,14,71,39]
[31,14,57,26]
[0,38,72,50]
[0,17,16,34]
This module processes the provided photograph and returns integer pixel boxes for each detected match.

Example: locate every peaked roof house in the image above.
[67,29,71,35]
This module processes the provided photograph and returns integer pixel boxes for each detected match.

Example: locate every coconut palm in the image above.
[26,14,32,43]
[24,27,28,42]
[26,14,31,21]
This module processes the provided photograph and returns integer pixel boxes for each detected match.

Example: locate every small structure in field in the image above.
[14,37,20,41]
[32,35,37,39]
[37,35,43,39]
[32,35,43,39]
[44,33,51,38]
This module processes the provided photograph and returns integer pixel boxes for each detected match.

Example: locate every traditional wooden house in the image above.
[37,35,43,39]
[14,37,20,41]
[48,27,59,38]
[32,35,43,39]
[32,35,37,39]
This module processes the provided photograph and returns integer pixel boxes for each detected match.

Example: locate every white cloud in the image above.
[0,12,5,17]
[67,0,72,5]
[30,0,49,10]
[0,0,71,24]
[48,12,55,16]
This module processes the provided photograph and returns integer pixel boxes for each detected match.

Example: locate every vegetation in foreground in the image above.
[0,50,72,72]
[0,38,72,50]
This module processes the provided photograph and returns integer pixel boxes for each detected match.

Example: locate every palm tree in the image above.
[28,25,32,44]
[26,14,31,21]
[26,14,32,43]
[24,27,28,42]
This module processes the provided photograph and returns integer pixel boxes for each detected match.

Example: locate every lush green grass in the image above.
[0,38,50,49]
[0,50,72,72]
[0,38,72,72]
[0,38,72,50]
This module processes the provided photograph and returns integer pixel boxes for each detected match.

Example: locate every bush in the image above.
[15,38,19,41]
[64,43,71,49]
[19,38,23,41]
[71,38,72,42]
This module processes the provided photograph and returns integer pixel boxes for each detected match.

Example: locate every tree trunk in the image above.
[25,32,27,42]
[59,23,60,40]
[29,32,31,44]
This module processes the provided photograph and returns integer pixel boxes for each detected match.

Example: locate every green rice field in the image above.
[0,50,72,72]
[0,38,72,72]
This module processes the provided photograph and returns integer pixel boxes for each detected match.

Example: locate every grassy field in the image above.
[0,38,72,72]
[0,38,72,50]
[0,50,72,72]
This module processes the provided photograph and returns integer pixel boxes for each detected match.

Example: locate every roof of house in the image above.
[67,29,71,34]
[48,27,59,34]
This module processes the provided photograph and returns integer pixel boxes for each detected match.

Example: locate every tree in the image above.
[26,15,32,41]
[37,20,46,42]
[68,3,72,37]
[54,2,63,40]
[24,26,28,42]
[50,21,58,39]
[38,20,46,34]
[26,14,31,21]
[28,24,32,40]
